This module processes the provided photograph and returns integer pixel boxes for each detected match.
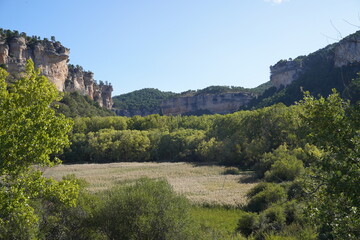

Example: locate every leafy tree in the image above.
[0,60,79,239]
[298,90,360,239]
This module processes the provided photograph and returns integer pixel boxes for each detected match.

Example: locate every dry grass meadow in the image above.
[43,162,257,206]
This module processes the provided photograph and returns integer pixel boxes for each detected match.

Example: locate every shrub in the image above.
[95,178,198,240]
[237,212,260,237]
[223,167,241,175]
[259,205,287,232]
[264,158,304,182]
[246,183,287,212]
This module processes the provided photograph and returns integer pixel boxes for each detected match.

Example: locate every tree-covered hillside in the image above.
[55,92,115,118]
[112,88,177,112]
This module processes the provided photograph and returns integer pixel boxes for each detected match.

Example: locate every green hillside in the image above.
[55,92,115,118]
[112,88,177,111]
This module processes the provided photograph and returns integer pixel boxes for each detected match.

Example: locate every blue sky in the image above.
[0,0,359,96]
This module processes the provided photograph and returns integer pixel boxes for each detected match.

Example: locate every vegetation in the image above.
[112,88,176,112]
[59,87,359,239]
[0,60,79,239]
[55,91,115,117]
[1,47,359,239]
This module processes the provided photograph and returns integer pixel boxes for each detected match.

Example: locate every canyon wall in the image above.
[160,92,254,115]
[0,32,112,109]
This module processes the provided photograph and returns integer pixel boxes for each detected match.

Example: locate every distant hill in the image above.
[112,88,177,116]
[112,84,272,116]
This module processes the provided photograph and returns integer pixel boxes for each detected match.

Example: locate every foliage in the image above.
[298,90,360,239]
[246,183,287,213]
[94,178,198,240]
[157,129,206,161]
[256,144,307,182]
[0,60,79,239]
[55,91,115,118]
[112,88,176,111]
[36,175,101,240]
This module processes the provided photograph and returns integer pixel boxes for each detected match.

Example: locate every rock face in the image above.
[66,65,113,109]
[0,32,113,109]
[270,60,303,89]
[334,32,360,67]
[270,31,360,88]
[1,36,69,91]
[160,92,254,115]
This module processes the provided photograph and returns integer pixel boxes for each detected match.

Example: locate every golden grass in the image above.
[43,162,256,206]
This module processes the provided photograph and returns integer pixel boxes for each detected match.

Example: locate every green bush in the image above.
[246,183,287,212]
[95,178,198,240]
[36,175,101,240]
[264,158,304,182]
[237,212,260,237]
[259,205,287,232]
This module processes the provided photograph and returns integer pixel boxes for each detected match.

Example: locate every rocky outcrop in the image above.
[334,32,360,67]
[0,31,113,109]
[270,59,303,89]
[160,92,254,115]
[270,31,360,88]
[2,36,69,91]
[66,65,113,109]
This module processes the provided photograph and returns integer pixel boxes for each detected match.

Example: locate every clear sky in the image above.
[0,0,359,96]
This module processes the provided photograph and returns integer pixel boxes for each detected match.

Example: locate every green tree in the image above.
[0,60,78,239]
[299,90,360,239]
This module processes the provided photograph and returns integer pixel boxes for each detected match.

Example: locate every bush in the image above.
[237,212,260,237]
[246,183,287,212]
[264,158,304,182]
[260,205,287,232]
[223,167,241,175]
[95,178,198,240]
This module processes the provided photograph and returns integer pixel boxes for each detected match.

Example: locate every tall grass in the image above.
[44,162,256,206]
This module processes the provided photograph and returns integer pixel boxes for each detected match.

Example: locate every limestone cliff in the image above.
[0,30,113,109]
[160,92,254,115]
[66,65,113,109]
[334,31,360,67]
[270,31,360,88]
[270,59,303,89]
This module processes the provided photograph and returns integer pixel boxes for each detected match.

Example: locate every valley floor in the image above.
[44,162,256,206]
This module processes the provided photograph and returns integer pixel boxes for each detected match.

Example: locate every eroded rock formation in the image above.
[334,32,360,67]
[160,92,254,115]
[66,65,113,109]
[270,60,303,89]
[0,32,113,109]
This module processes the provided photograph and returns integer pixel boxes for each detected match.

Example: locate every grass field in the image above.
[43,162,257,206]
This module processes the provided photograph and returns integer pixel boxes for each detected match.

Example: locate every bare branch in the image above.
[343,19,360,28]
[330,19,343,40]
